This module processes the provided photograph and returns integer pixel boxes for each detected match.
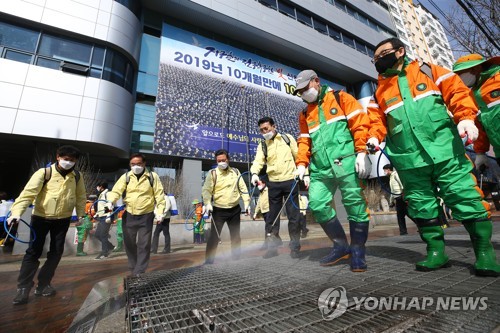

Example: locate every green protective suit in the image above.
[473,64,500,158]
[385,67,488,222]
[193,216,205,235]
[76,215,93,242]
[307,86,369,224]
[116,218,123,244]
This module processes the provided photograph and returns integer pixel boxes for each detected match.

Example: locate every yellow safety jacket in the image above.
[11,164,86,219]
[107,170,165,216]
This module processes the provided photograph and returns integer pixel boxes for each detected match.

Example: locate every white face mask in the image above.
[258,185,265,191]
[218,162,228,170]
[58,159,75,170]
[262,131,274,140]
[301,87,318,103]
[131,165,145,175]
[459,72,477,87]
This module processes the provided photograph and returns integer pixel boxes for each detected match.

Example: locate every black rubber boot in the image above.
[319,217,350,266]
[349,221,369,272]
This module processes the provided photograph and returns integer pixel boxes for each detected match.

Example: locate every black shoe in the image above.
[94,253,107,260]
[161,249,171,254]
[13,288,31,305]
[290,250,300,259]
[400,231,408,235]
[151,249,157,254]
[204,259,214,265]
[301,230,309,238]
[34,285,56,297]
[263,249,279,259]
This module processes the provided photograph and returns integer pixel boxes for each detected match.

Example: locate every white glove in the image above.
[295,165,306,180]
[457,119,478,142]
[154,214,163,223]
[475,153,488,171]
[366,137,380,154]
[202,203,213,215]
[76,216,86,226]
[251,174,260,186]
[303,175,310,189]
[7,215,20,226]
[355,152,371,179]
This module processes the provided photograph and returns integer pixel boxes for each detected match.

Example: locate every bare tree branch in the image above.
[443,0,499,57]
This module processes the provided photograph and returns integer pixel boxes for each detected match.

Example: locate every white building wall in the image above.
[0,0,141,60]
[0,58,134,153]
[0,0,141,155]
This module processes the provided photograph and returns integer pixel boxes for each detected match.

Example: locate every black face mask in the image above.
[375,52,399,74]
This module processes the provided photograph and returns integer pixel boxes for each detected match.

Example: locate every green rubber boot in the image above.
[463,220,500,277]
[113,241,123,252]
[416,225,450,271]
[76,242,87,256]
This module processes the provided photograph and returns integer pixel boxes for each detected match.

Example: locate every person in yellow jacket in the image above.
[250,116,302,259]
[368,37,499,276]
[253,178,270,250]
[106,153,165,277]
[202,149,250,264]
[9,145,86,305]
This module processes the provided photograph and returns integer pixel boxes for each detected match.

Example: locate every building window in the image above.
[255,0,387,57]
[356,42,367,54]
[347,6,358,18]
[328,26,342,42]
[38,34,92,65]
[277,1,295,18]
[335,1,346,12]
[296,10,312,27]
[258,0,277,10]
[313,18,328,34]
[35,56,60,69]
[5,49,32,63]
[0,21,39,53]
[0,19,135,93]
[343,35,355,49]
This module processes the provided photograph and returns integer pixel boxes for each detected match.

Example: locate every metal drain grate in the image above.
[125,228,500,332]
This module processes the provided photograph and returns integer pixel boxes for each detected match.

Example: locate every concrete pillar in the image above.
[181,159,202,214]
